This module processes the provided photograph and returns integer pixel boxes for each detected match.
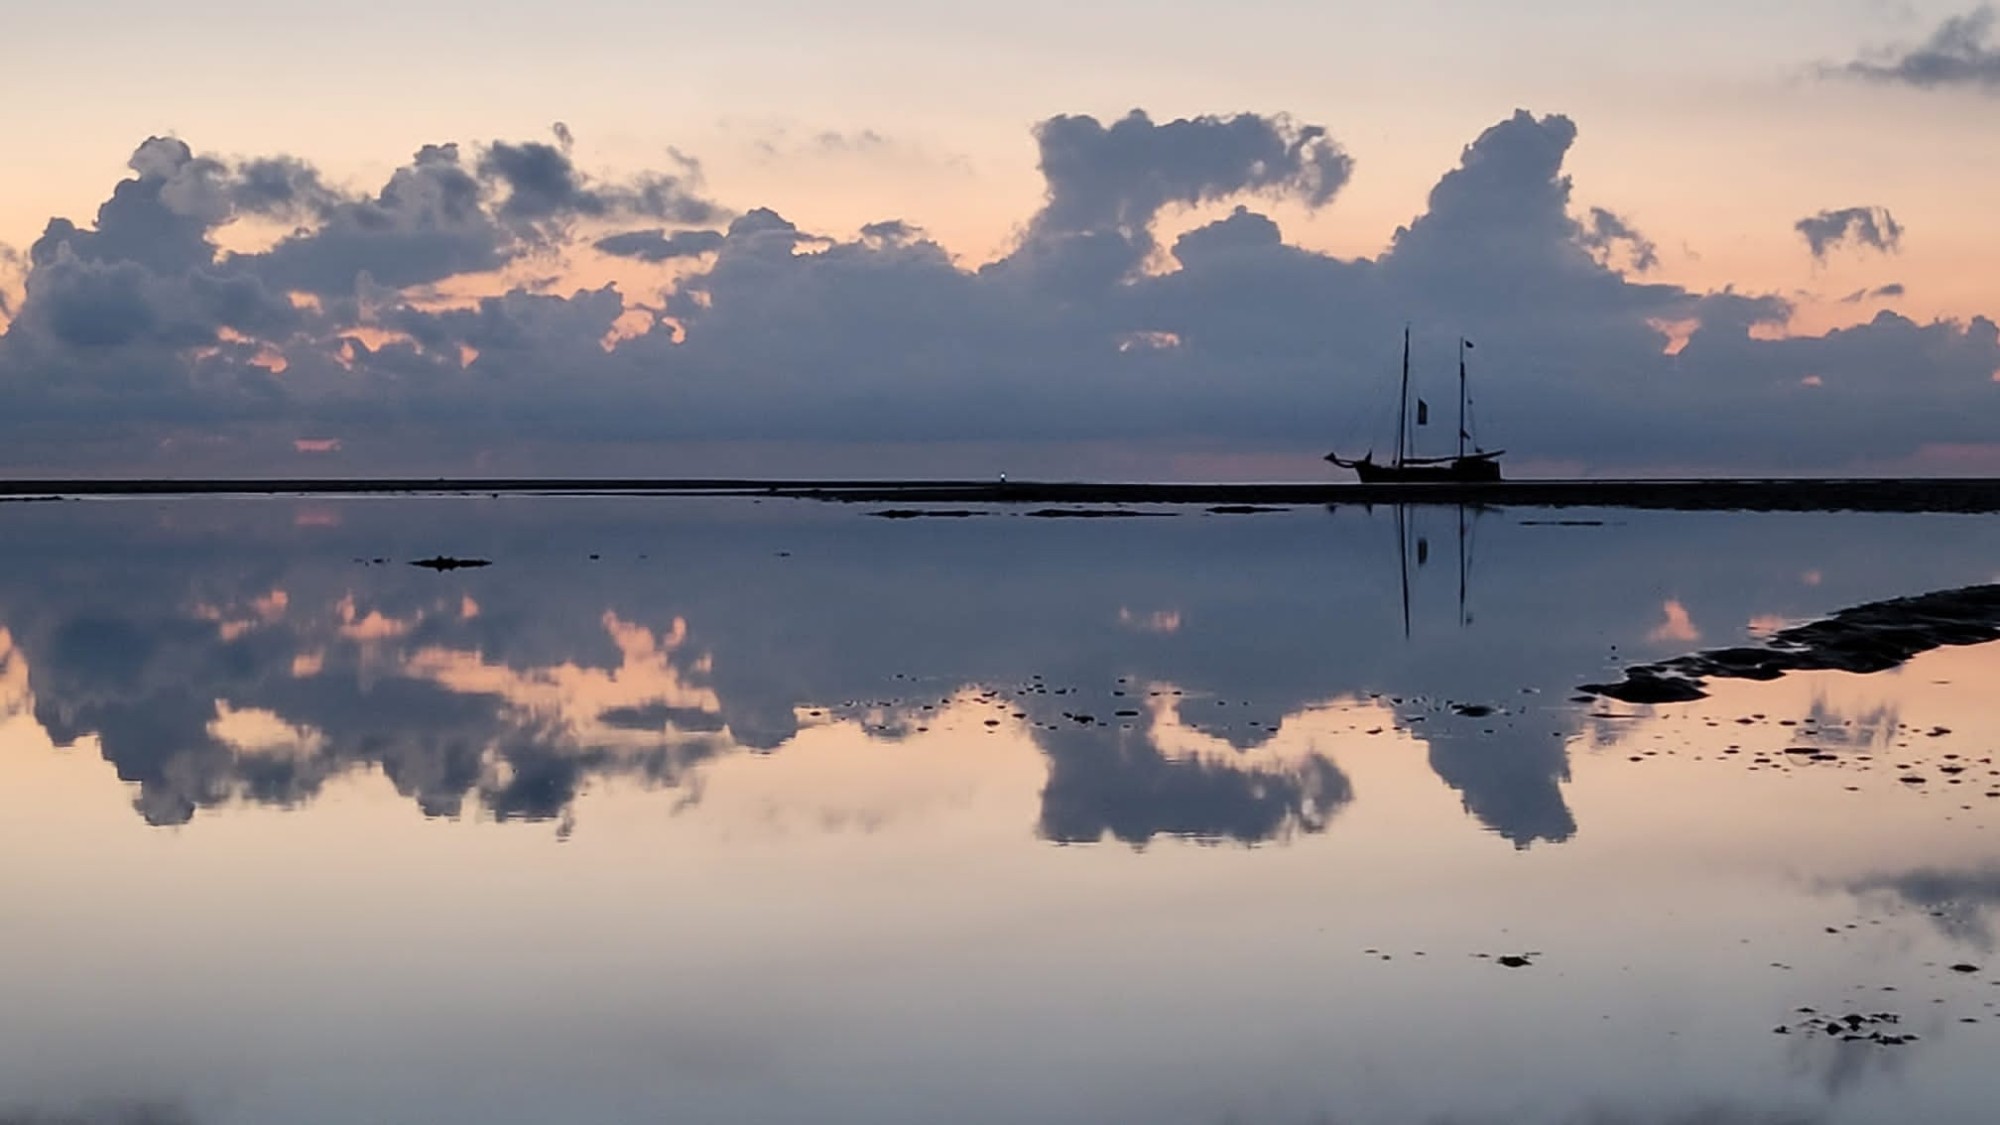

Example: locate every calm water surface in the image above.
[2,497,1999,1124]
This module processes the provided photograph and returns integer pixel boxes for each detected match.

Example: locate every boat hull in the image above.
[1332,455,1504,483]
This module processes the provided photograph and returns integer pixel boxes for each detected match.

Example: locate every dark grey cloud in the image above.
[16,245,297,353]
[1840,282,1906,303]
[29,137,223,275]
[229,155,342,220]
[1014,109,1354,283]
[858,219,924,245]
[1796,206,1904,260]
[0,109,1996,476]
[1031,109,1352,235]
[245,141,507,295]
[1582,207,1659,272]
[593,228,726,262]
[478,138,715,226]
[20,131,728,308]
[1838,6,2000,92]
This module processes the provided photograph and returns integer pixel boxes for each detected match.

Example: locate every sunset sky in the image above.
[4,0,1998,477]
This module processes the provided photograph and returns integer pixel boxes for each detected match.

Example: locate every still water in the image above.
[2,496,1998,1124]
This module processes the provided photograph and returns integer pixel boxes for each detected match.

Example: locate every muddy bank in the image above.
[1583,583,2000,703]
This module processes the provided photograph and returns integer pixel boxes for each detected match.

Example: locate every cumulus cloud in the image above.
[1796,206,1904,260]
[1837,6,2000,92]
[1014,109,1354,283]
[0,108,1995,476]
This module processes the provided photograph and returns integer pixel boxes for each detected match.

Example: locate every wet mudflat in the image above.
[1,497,1999,1124]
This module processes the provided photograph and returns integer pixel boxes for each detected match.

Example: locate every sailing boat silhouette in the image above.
[1328,328,1505,482]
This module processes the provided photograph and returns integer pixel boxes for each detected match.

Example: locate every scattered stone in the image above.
[1775,1010,1912,1045]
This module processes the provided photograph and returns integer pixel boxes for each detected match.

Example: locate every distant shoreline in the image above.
[3,477,2000,513]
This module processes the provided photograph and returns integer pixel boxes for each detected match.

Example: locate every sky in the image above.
[2,0,1999,477]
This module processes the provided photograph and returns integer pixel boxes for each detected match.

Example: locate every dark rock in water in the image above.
[1496,955,1534,969]
[410,556,491,571]
[1580,583,2000,701]
[1950,963,1981,974]
[1581,672,1708,704]
[1453,703,1496,718]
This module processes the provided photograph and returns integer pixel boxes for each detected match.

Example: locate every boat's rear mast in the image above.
[1457,337,1468,461]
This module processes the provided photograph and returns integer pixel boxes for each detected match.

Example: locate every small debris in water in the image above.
[410,556,491,571]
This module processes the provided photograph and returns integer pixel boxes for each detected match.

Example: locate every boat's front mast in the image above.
[1395,325,1411,470]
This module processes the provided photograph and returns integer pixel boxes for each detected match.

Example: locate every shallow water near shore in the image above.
[3,496,2000,1124]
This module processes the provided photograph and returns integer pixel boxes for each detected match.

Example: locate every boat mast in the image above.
[1395,325,1411,468]
[1457,337,1467,461]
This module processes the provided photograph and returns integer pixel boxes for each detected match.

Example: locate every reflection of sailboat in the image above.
[1393,502,1484,639]
[1327,327,1504,482]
